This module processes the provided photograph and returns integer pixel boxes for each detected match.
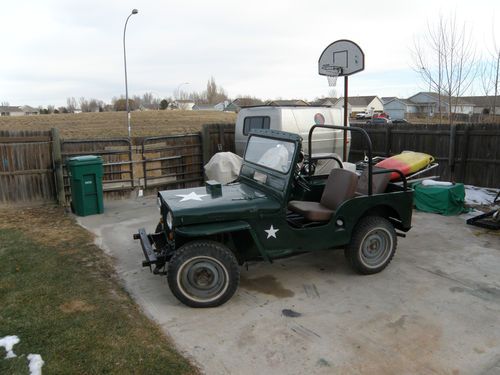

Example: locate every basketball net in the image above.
[326,67,342,87]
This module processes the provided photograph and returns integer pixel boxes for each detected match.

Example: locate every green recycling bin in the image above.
[67,155,104,216]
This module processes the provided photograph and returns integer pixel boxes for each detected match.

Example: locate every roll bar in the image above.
[307,124,408,195]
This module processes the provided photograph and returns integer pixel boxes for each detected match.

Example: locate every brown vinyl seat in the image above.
[288,168,358,222]
[356,167,391,195]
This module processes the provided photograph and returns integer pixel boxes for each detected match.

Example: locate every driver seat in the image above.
[288,168,358,222]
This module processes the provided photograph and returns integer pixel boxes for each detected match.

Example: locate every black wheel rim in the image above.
[177,256,229,303]
[360,228,393,268]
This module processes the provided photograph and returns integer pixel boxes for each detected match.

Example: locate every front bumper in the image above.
[133,228,159,268]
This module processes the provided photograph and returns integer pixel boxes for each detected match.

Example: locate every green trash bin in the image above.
[67,155,104,216]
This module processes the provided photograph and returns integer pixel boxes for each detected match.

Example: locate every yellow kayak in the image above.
[375,151,435,180]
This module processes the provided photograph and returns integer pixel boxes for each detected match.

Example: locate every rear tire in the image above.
[167,240,240,308]
[347,216,397,275]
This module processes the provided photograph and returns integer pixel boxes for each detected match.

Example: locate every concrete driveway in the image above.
[78,197,500,375]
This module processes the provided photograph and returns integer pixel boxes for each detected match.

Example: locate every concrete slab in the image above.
[78,197,500,375]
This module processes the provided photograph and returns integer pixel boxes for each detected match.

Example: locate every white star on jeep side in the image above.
[265,225,279,239]
[176,191,208,202]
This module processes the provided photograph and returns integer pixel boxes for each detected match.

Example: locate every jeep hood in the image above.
[159,182,281,226]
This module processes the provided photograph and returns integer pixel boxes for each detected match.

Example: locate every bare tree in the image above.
[480,25,500,118]
[205,77,227,104]
[412,14,477,124]
[79,97,89,112]
[66,97,77,113]
[183,77,228,105]
[1,101,9,106]
[47,105,55,114]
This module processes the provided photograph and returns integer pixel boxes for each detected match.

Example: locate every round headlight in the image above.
[166,211,173,229]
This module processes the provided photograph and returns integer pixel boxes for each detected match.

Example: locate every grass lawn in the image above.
[0,206,198,374]
[0,110,236,139]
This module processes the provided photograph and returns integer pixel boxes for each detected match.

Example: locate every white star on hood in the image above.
[265,225,279,239]
[176,191,208,202]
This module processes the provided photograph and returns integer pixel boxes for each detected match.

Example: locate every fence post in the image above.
[384,123,392,156]
[201,124,211,166]
[51,128,66,206]
[459,124,471,183]
[448,124,457,182]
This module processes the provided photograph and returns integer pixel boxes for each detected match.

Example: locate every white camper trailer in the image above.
[234,106,350,159]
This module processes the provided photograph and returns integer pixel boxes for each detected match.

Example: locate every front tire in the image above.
[346,216,397,275]
[167,240,240,308]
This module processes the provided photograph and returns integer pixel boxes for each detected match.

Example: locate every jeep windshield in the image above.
[244,135,296,173]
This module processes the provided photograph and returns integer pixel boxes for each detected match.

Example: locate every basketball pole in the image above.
[343,76,348,162]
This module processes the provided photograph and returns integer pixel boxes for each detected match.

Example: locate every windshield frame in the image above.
[244,135,296,174]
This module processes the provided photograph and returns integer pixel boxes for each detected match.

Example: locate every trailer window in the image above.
[243,116,270,135]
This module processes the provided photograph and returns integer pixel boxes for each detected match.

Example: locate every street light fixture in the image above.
[175,82,190,99]
[123,8,138,138]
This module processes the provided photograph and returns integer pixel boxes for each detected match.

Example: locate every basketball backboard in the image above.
[318,39,364,76]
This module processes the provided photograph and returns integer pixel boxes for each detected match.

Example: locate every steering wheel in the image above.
[294,170,311,192]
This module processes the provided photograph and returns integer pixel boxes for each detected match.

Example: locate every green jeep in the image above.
[134,125,413,308]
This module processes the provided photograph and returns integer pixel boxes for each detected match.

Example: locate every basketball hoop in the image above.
[321,66,342,86]
[318,39,365,162]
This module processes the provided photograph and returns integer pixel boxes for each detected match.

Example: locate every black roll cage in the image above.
[307,124,408,195]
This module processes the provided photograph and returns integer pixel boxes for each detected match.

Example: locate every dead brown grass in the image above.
[0,110,236,139]
[0,205,89,248]
[0,205,198,374]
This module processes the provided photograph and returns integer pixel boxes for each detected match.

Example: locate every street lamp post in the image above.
[174,82,189,110]
[123,8,138,138]
[175,82,189,99]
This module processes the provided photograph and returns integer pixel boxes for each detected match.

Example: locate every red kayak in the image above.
[375,152,435,180]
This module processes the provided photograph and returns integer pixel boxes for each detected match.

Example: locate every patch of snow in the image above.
[0,335,20,358]
[28,354,44,375]
[421,179,453,186]
[465,185,500,206]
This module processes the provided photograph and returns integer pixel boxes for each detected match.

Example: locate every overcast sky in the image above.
[1,0,499,107]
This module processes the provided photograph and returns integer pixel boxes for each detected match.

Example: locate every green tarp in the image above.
[414,182,468,216]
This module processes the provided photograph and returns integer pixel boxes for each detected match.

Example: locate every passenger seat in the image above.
[288,168,358,222]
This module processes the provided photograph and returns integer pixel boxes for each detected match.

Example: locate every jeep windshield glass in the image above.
[245,135,296,173]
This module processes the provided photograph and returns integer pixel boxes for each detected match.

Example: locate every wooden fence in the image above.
[0,124,227,205]
[0,130,56,204]
[1,122,498,205]
[348,123,500,188]
[141,133,203,190]
[201,123,235,165]
[61,138,135,202]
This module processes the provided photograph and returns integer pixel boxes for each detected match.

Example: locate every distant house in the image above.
[214,100,231,111]
[382,92,478,120]
[0,106,25,116]
[173,100,195,110]
[193,104,215,111]
[407,92,474,117]
[334,95,383,116]
[225,98,264,112]
[331,98,353,116]
[381,97,397,104]
[309,97,337,107]
[265,99,309,107]
[383,98,418,120]
[460,96,500,115]
[20,105,39,115]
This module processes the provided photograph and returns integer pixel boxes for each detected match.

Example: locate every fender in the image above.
[175,220,251,237]
[175,221,270,262]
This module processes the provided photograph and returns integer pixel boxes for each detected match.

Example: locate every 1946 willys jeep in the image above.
[134,125,413,307]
